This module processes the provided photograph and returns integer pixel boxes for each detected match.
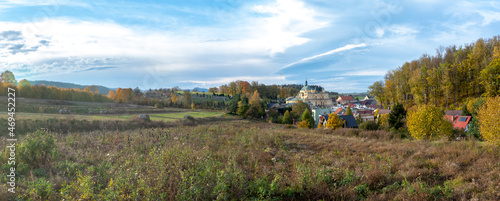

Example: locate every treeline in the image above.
[211,80,306,100]
[369,35,500,108]
[0,71,110,102]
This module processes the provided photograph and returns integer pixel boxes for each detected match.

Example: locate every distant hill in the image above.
[29,80,114,95]
[192,87,208,92]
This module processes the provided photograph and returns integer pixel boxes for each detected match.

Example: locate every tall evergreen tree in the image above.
[388,102,406,130]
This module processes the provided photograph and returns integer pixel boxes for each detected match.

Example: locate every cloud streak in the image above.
[278,43,367,71]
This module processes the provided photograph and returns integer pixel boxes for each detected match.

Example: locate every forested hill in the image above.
[368,35,500,108]
[29,80,114,95]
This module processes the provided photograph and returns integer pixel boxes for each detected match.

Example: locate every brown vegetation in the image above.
[1,119,499,200]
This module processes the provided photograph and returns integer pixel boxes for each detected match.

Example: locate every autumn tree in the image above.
[478,96,500,145]
[171,92,178,104]
[368,81,386,108]
[480,48,500,97]
[107,90,116,100]
[326,113,344,130]
[407,105,453,140]
[208,87,218,93]
[17,79,33,97]
[0,70,16,86]
[246,91,263,118]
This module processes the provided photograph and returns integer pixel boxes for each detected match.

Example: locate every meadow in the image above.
[1,114,499,200]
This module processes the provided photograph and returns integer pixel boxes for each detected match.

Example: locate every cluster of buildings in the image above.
[268,81,474,131]
[268,81,385,128]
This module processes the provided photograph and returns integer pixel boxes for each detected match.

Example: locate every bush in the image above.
[407,105,454,140]
[359,120,379,131]
[326,113,344,130]
[18,129,58,169]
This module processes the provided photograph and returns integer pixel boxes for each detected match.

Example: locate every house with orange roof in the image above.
[445,115,472,131]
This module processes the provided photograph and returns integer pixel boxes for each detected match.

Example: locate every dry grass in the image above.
[1,119,499,200]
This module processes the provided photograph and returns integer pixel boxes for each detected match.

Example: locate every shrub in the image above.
[407,105,453,140]
[18,129,58,169]
[377,113,390,130]
[359,120,379,131]
[478,96,500,145]
[297,109,314,128]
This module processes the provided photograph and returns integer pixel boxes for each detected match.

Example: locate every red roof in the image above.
[334,108,343,114]
[338,96,355,101]
[358,110,373,114]
[445,115,471,130]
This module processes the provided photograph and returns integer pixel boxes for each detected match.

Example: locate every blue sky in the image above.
[1,0,500,92]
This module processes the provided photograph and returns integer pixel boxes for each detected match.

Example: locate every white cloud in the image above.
[1,0,89,7]
[279,43,367,71]
[251,0,329,55]
[341,70,386,76]
[478,10,500,25]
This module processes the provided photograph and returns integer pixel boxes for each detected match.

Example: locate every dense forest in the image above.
[368,35,500,109]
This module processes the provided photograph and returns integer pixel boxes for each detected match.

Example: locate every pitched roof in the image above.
[334,108,344,114]
[366,105,383,109]
[337,95,355,101]
[361,100,377,105]
[445,110,462,116]
[445,115,471,130]
[378,109,391,115]
[358,110,373,114]
[338,115,358,128]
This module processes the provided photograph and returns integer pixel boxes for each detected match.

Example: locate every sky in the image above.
[1,0,500,93]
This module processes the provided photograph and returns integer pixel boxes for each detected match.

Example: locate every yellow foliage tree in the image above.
[407,105,454,140]
[171,92,178,104]
[107,90,116,100]
[326,113,344,130]
[478,96,500,145]
[378,113,390,128]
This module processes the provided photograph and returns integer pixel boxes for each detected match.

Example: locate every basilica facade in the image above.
[286,81,333,107]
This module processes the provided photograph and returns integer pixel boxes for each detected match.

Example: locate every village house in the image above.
[445,110,472,131]
[339,115,358,128]
[336,95,355,104]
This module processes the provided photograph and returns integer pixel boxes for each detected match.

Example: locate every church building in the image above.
[286,81,333,107]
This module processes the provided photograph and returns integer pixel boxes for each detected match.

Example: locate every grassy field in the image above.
[1,117,499,200]
[3,111,223,121]
[0,96,187,114]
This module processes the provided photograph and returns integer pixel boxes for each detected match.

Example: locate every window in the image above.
[458,117,468,122]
